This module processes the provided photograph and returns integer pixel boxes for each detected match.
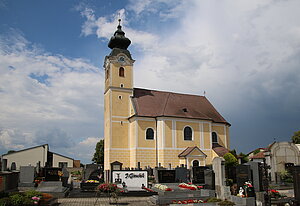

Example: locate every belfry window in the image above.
[184,126,193,141]
[119,67,125,77]
[106,69,109,80]
[146,128,154,140]
[212,132,218,144]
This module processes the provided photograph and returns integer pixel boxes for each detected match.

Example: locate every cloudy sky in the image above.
[1,0,300,163]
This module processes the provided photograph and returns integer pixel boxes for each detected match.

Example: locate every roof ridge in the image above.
[134,87,204,98]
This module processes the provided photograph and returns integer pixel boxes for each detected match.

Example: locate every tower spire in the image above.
[108,19,131,50]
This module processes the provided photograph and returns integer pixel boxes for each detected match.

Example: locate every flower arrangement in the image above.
[32,196,40,205]
[178,183,199,190]
[97,183,123,204]
[172,199,205,204]
[269,189,282,198]
[98,183,122,193]
[154,184,173,191]
[85,179,99,183]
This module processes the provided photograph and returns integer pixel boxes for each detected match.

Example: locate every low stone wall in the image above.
[0,171,19,192]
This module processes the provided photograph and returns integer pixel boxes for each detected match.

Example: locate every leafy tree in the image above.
[223,152,238,166]
[292,130,300,144]
[229,149,237,158]
[5,150,16,155]
[253,148,261,155]
[238,152,249,164]
[92,139,104,164]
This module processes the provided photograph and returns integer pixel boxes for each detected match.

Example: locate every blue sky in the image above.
[1,0,300,163]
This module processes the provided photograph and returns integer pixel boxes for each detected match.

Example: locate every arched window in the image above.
[192,160,199,167]
[146,128,154,140]
[119,67,125,77]
[212,132,218,143]
[184,126,192,140]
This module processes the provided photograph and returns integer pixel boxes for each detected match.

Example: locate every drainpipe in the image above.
[155,117,158,167]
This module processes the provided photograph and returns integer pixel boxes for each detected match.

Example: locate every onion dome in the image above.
[108,19,131,50]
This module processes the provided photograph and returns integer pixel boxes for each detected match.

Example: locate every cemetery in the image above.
[0,8,299,206]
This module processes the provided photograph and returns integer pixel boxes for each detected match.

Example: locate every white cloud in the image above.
[79,7,159,51]
[0,30,103,163]
[59,137,101,162]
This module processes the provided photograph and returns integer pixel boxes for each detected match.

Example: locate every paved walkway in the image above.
[58,196,156,206]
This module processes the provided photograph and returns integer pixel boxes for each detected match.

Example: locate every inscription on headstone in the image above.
[236,165,251,189]
[158,170,175,183]
[192,166,209,184]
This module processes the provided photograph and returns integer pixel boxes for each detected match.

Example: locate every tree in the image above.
[229,149,237,158]
[238,152,249,164]
[6,150,16,155]
[92,139,104,164]
[292,130,300,144]
[223,152,238,166]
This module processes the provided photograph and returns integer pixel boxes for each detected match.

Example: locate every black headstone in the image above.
[293,166,300,204]
[175,167,189,182]
[192,166,209,184]
[204,169,215,190]
[236,164,252,189]
[44,168,62,181]
[158,170,175,183]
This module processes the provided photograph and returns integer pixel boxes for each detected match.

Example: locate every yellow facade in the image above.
[103,47,230,171]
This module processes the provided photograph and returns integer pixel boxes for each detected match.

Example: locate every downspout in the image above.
[155,117,158,167]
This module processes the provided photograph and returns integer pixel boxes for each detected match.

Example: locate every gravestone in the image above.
[44,168,61,181]
[192,166,209,184]
[1,159,7,171]
[293,166,300,204]
[153,167,165,183]
[19,166,35,187]
[245,161,263,192]
[213,157,227,199]
[11,162,16,170]
[111,161,122,171]
[83,164,101,180]
[19,166,35,183]
[236,164,252,189]
[175,166,189,182]
[158,170,175,183]
[204,169,215,190]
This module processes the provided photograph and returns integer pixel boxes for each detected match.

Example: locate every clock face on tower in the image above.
[118,56,125,63]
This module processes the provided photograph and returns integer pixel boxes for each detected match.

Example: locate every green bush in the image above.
[0,197,12,206]
[218,200,235,206]
[206,197,222,202]
[10,194,26,206]
[24,190,42,198]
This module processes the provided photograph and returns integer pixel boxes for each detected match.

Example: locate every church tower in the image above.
[104,20,134,170]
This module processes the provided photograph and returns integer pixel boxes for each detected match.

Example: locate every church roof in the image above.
[212,143,230,157]
[131,88,230,125]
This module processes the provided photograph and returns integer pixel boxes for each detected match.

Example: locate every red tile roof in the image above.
[212,143,229,157]
[250,151,265,159]
[131,88,230,125]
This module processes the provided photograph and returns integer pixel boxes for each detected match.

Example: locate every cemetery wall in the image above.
[0,172,19,192]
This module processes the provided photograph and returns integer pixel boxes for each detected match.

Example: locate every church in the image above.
[104,20,231,171]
